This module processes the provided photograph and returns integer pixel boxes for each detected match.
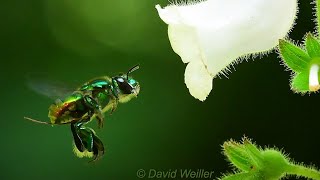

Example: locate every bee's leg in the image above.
[73,125,104,162]
[76,111,93,126]
[83,95,100,110]
[111,79,119,97]
[70,123,85,153]
[108,87,119,115]
[83,95,104,129]
[110,98,119,115]
[90,131,105,163]
[95,113,104,129]
[71,125,97,160]
[78,126,94,152]
[70,111,94,153]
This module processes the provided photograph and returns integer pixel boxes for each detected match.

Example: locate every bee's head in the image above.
[112,65,140,102]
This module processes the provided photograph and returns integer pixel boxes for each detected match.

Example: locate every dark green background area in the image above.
[0,1,318,179]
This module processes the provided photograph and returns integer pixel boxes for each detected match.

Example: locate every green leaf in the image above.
[291,72,309,93]
[243,138,263,168]
[278,39,311,72]
[223,141,253,172]
[305,33,320,58]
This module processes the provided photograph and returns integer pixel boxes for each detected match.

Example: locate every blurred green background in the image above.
[0,0,319,179]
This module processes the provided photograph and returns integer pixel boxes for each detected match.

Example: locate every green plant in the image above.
[278,0,320,93]
[219,137,320,180]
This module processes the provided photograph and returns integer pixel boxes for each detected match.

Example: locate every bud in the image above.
[223,137,262,172]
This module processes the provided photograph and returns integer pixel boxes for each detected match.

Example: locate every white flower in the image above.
[156,0,298,101]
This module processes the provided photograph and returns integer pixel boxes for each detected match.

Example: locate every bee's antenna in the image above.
[24,117,53,125]
[126,65,139,80]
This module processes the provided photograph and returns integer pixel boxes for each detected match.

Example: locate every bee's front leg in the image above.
[108,87,119,115]
[110,97,119,115]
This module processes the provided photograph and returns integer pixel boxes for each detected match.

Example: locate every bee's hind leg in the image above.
[90,132,104,163]
[70,123,85,153]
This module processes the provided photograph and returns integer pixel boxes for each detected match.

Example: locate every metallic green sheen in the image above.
[65,92,83,103]
[48,91,85,124]
[96,92,110,108]
[128,78,137,85]
[65,92,86,112]
[79,79,111,91]
[79,126,94,152]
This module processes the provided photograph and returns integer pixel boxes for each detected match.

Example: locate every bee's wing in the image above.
[25,73,77,100]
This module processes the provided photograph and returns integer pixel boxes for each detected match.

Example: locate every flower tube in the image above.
[156,0,298,101]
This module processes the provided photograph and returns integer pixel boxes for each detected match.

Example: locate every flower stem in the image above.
[286,163,320,180]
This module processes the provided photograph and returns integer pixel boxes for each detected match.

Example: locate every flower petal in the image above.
[185,61,212,101]
[168,25,201,63]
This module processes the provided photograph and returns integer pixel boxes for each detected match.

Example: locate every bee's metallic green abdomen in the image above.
[48,92,87,124]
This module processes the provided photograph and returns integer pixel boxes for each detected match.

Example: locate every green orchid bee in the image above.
[25,65,140,162]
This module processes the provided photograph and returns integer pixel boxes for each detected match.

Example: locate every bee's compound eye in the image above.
[116,77,124,83]
[115,77,133,94]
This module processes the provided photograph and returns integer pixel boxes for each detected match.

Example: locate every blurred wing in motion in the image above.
[25,73,77,100]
